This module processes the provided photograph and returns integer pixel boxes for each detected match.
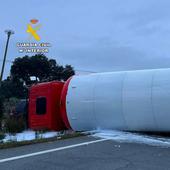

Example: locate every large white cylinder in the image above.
[61,68,170,132]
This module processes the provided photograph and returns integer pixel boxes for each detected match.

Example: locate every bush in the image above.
[0,132,5,140]
[0,97,3,120]
[0,97,4,130]
[3,97,19,117]
[4,117,25,134]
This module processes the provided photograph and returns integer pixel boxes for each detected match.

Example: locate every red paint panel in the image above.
[60,77,72,129]
[29,81,66,131]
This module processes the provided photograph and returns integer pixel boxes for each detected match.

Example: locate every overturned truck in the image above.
[29,68,170,132]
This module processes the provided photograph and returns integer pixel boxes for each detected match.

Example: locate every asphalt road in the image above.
[0,136,170,170]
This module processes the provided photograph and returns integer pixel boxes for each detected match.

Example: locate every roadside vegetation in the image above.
[0,54,75,144]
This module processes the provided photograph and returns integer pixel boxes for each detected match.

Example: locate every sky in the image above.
[1,0,170,78]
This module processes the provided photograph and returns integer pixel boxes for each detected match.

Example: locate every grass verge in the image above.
[0,132,85,149]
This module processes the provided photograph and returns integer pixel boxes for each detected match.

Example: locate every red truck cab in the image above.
[29,81,65,131]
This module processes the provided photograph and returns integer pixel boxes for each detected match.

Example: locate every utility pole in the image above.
[0,30,14,82]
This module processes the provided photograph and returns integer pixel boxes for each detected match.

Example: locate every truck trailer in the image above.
[30,68,170,132]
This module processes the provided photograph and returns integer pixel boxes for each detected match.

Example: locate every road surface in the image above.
[0,136,170,170]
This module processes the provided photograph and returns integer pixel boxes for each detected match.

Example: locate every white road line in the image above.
[0,138,108,163]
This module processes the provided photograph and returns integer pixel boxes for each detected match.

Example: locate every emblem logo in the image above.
[27,19,41,41]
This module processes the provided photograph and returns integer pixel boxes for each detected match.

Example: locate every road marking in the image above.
[0,138,108,163]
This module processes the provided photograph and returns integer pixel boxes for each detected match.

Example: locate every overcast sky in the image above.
[1,0,170,78]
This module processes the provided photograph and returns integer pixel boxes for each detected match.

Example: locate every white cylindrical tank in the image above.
[60,68,170,132]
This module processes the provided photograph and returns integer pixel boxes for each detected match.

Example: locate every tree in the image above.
[10,54,75,85]
[0,77,27,99]
[11,54,51,85]
[62,65,75,81]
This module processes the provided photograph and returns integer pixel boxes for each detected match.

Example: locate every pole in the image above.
[0,30,14,82]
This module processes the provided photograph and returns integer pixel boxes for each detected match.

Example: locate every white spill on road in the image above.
[3,131,59,142]
[90,130,170,147]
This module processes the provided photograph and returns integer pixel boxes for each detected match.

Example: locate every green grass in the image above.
[0,132,85,149]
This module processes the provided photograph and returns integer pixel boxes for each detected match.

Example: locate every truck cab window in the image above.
[36,97,46,115]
